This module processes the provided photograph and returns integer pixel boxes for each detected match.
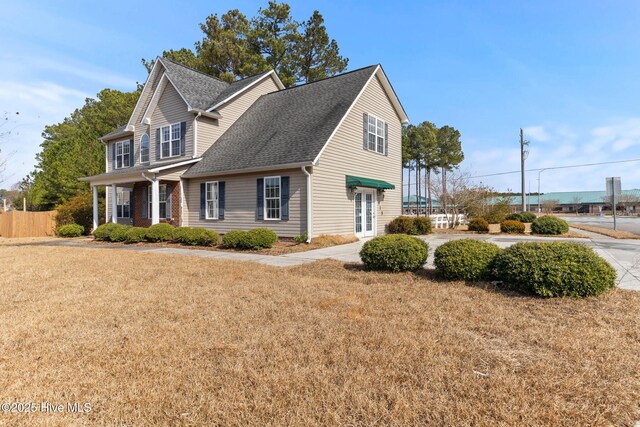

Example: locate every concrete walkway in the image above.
[17,230,640,291]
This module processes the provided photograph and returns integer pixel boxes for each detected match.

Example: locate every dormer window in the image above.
[140,133,149,163]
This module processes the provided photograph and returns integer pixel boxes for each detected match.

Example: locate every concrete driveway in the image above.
[561,215,640,235]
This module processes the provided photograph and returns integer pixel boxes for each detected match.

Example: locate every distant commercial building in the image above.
[498,189,640,215]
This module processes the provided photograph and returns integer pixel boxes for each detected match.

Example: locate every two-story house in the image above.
[81,58,408,240]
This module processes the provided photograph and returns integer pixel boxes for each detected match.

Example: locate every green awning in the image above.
[345,175,395,190]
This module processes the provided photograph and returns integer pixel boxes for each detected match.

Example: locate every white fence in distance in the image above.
[429,214,467,229]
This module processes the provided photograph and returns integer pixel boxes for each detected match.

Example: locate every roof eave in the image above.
[184,161,314,179]
[206,70,284,112]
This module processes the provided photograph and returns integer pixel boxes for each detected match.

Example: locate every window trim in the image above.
[205,181,219,220]
[160,123,181,159]
[365,113,386,155]
[140,133,149,164]
[114,140,131,169]
[147,184,168,219]
[263,175,281,221]
[116,188,131,219]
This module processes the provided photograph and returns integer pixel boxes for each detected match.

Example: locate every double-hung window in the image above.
[160,123,181,158]
[366,114,386,154]
[205,181,218,219]
[264,176,281,220]
[140,133,149,163]
[116,189,130,218]
[147,184,168,219]
[115,140,130,169]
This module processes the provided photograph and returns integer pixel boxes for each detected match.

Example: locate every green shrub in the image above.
[174,227,218,246]
[145,223,175,242]
[505,213,523,222]
[109,225,131,242]
[222,230,248,248]
[413,216,433,235]
[125,227,148,243]
[500,219,525,234]
[468,217,489,233]
[93,223,127,241]
[519,212,537,223]
[246,228,278,249]
[359,234,429,272]
[483,200,511,224]
[293,231,308,244]
[56,223,84,238]
[531,215,569,235]
[434,239,502,281]
[388,216,417,235]
[494,242,616,297]
[55,191,104,235]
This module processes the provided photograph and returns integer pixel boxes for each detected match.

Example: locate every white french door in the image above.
[355,189,376,238]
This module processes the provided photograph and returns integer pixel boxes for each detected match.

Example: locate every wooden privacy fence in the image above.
[0,211,57,238]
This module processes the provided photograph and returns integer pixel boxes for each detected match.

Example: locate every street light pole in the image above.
[520,129,529,212]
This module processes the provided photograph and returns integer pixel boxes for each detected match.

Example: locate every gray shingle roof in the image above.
[184,65,378,177]
[101,125,132,141]
[207,71,274,110]
[159,58,229,110]
[79,159,193,181]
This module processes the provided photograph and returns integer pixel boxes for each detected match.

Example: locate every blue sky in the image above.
[1,0,640,194]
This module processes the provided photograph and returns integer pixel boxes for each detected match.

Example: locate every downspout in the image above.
[301,166,312,243]
[141,172,154,184]
[193,112,202,159]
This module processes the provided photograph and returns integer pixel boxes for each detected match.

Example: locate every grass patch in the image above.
[569,223,640,239]
[0,245,639,425]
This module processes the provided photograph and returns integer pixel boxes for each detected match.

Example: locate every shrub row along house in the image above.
[80,58,408,239]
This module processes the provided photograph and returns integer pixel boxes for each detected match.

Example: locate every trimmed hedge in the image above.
[145,223,175,242]
[359,234,429,272]
[494,242,616,297]
[505,212,537,223]
[413,216,433,235]
[434,239,502,281]
[93,223,128,241]
[468,217,489,233]
[500,219,525,234]
[174,227,218,246]
[109,225,131,242]
[532,215,569,235]
[125,227,148,243]
[222,228,277,250]
[57,223,84,238]
[388,216,417,234]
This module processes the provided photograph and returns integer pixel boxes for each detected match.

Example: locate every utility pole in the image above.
[520,129,529,212]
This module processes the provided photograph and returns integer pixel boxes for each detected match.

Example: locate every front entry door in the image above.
[355,189,376,238]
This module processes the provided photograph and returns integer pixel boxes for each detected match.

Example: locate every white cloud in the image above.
[523,126,549,142]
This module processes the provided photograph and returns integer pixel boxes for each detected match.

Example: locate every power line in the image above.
[468,158,640,179]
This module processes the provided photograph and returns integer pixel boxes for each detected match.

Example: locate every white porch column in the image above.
[92,186,99,231]
[151,179,160,225]
[111,183,118,223]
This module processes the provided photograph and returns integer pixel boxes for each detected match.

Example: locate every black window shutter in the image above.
[256,178,264,220]
[180,121,186,156]
[142,187,148,218]
[155,128,161,160]
[112,143,116,168]
[384,122,389,156]
[363,113,369,150]
[218,181,225,220]
[129,139,134,166]
[165,184,172,219]
[199,183,206,220]
[129,190,134,218]
[281,176,289,220]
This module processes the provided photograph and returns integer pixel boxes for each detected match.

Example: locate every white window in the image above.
[366,114,386,154]
[160,123,181,158]
[206,181,218,219]
[147,184,168,219]
[116,189,130,218]
[115,140,130,169]
[264,176,281,220]
[140,133,149,163]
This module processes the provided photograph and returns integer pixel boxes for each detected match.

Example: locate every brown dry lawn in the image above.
[1,243,639,426]
[569,223,640,239]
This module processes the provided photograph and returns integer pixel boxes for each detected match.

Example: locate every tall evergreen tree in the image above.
[436,125,464,216]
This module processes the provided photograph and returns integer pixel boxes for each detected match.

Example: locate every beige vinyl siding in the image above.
[311,74,402,236]
[183,168,306,237]
[195,76,280,157]
[158,165,190,182]
[129,69,165,168]
[149,82,194,163]
[107,137,134,172]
